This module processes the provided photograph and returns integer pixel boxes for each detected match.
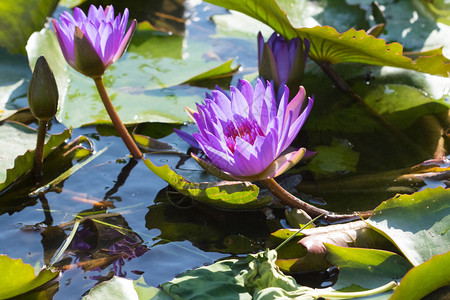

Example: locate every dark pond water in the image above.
[0,0,447,299]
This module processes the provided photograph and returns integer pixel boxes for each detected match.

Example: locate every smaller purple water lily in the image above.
[177,79,313,181]
[52,5,137,78]
[258,32,310,96]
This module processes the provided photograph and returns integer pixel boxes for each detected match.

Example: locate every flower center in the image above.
[224,116,265,153]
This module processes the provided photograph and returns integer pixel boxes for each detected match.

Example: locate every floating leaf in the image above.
[322,244,412,292]
[390,251,450,300]
[0,122,71,192]
[161,250,309,300]
[82,276,140,300]
[0,255,59,299]
[295,139,360,178]
[367,187,450,266]
[0,0,58,54]
[272,220,392,273]
[143,158,270,209]
[0,48,30,121]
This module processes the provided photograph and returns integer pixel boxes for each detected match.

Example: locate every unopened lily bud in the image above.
[28,55,59,122]
[258,32,310,97]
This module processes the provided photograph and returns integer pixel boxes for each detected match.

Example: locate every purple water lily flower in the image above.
[258,32,310,96]
[182,79,313,181]
[52,5,137,78]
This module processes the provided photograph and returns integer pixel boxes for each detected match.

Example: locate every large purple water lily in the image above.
[52,5,137,78]
[182,79,313,181]
[258,32,310,96]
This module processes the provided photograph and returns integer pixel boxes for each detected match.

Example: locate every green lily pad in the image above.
[0,47,31,121]
[295,139,360,178]
[390,251,450,300]
[324,244,412,292]
[143,158,271,209]
[0,122,71,192]
[26,25,238,128]
[82,276,140,300]
[0,0,58,54]
[0,255,59,299]
[82,276,172,300]
[367,187,450,266]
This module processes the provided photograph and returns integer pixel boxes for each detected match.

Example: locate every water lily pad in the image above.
[0,0,58,54]
[324,244,412,292]
[0,122,71,192]
[26,25,238,128]
[0,255,59,299]
[367,187,450,266]
[295,139,360,178]
[0,48,31,121]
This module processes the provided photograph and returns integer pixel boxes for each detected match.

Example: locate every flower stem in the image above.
[260,178,372,224]
[93,77,142,159]
[33,120,48,181]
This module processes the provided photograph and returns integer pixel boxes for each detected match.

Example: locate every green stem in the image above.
[93,76,143,159]
[315,281,397,299]
[275,214,323,251]
[33,120,48,181]
[260,178,372,224]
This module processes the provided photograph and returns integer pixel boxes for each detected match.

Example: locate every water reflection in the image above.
[145,187,283,255]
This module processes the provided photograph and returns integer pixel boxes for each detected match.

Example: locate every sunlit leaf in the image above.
[82,276,140,300]
[320,244,411,294]
[297,26,450,76]
[272,220,392,273]
[161,250,311,300]
[0,122,71,192]
[143,158,271,209]
[0,0,58,54]
[367,187,450,266]
[0,255,58,299]
[390,251,450,300]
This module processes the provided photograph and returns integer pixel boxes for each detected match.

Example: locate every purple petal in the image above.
[174,129,200,149]
[194,133,235,173]
[113,19,136,63]
[284,97,314,147]
[237,79,254,107]
[286,86,305,120]
[230,86,250,118]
